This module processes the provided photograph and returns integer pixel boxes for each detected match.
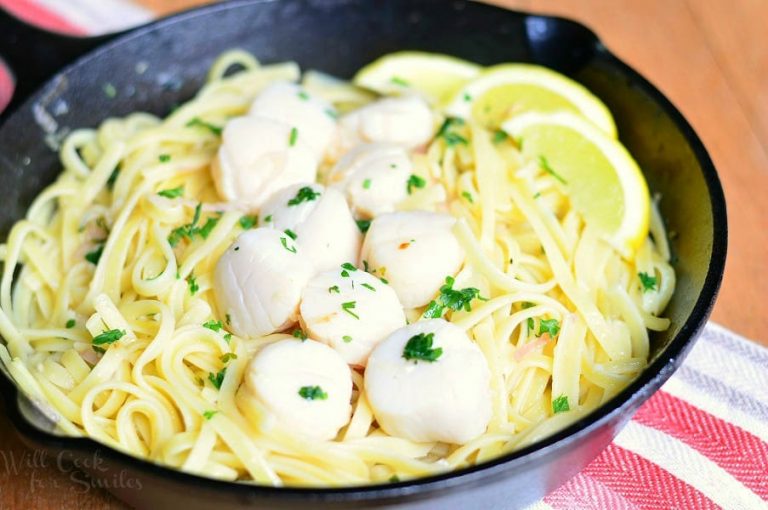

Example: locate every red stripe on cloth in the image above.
[545,472,637,509]
[573,443,720,510]
[634,390,768,499]
[0,0,87,35]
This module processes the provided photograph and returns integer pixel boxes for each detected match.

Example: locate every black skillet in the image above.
[0,1,727,508]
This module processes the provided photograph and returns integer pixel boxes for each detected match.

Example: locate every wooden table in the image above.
[1,1,766,508]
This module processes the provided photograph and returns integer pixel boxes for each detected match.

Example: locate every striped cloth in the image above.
[1,3,767,509]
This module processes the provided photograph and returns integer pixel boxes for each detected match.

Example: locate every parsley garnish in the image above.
[390,76,409,87]
[461,191,475,203]
[328,285,340,294]
[362,178,372,190]
[342,335,353,343]
[287,186,321,206]
[289,126,298,147]
[263,214,273,223]
[168,203,202,247]
[223,333,232,343]
[65,319,76,329]
[422,276,486,318]
[638,272,658,292]
[538,318,560,338]
[538,155,567,184]
[552,395,570,414]
[203,320,223,332]
[298,385,328,400]
[202,410,218,420]
[106,167,119,190]
[186,117,222,136]
[187,273,199,295]
[225,314,231,325]
[297,90,309,100]
[239,215,258,229]
[220,353,238,363]
[437,117,468,147]
[361,283,376,292]
[402,332,443,363]
[355,219,371,233]
[341,301,359,319]
[292,329,307,340]
[406,174,426,194]
[208,367,226,390]
[92,329,125,346]
[463,92,472,102]
[158,185,183,198]
[85,244,104,265]
[159,154,171,163]
[280,236,297,253]
[284,229,297,241]
[492,129,508,144]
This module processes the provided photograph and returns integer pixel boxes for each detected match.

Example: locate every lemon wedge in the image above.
[502,111,649,258]
[353,51,481,104]
[446,64,617,137]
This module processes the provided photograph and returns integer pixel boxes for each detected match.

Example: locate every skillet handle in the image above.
[0,9,117,118]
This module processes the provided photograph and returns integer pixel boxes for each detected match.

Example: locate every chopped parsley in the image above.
[341,262,357,272]
[422,276,487,318]
[198,215,220,239]
[463,92,472,102]
[287,186,321,206]
[106,167,120,190]
[406,174,426,194]
[208,368,226,390]
[220,353,238,363]
[103,83,117,98]
[223,333,232,343]
[342,335,353,343]
[92,329,125,346]
[289,126,298,147]
[186,273,199,295]
[355,219,371,233]
[436,117,468,147]
[538,155,567,184]
[203,320,223,332]
[85,244,104,265]
[65,319,76,329]
[341,301,359,319]
[638,272,658,292]
[238,215,258,229]
[263,214,273,223]
[390,76,409,87]
[362,178,372,190]
[328,285,340,294]
[280,236,297,253]
[284,229,297,241]
[325,108,338,119]
[292,329,307,340]
[297,90,309,100]
[158,185,184,198]
[492,129,508,144]
[461,191,474,203]
[361,283,376,292]
[186,117,222,136]
[159,154,171,163]
[202,410,218,420]
[552,395,570,414]
[168,203,203,247]
[402,332,443,363]
[527,317,535,333]
[538,318,560,338]
[298,385,328,400]
[225,314,231,325]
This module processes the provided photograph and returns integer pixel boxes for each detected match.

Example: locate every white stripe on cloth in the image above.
[613,421,765,510]
[28,0,153,34]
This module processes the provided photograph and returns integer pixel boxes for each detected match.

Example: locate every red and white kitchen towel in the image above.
[1,2,767,509]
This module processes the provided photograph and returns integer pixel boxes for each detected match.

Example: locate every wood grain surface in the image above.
[1,1,766,508]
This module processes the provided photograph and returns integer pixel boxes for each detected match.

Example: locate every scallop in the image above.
[260,183,361,273]
[325,143,412,218]
[211,116,317,206]
[364,319,492,444]
[237,339,352,440]
[249,81,337,159]
[213,228,314,338]
[360,211,465,308]
[337,95,435,151]
[300,265,406,366]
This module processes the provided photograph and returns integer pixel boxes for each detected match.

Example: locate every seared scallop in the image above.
[211,116,317,206]
[360,211,465,308]
[213,228,314,338]
[260,183,361,273]
[300,265,406,366]
[237,339,352,440]
[365,319,492,444]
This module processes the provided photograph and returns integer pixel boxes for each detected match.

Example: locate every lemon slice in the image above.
[446,64,617,137]
[353,51,481,104]
[502,111,649,257]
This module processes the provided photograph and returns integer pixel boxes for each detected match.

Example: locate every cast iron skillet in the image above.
[0,0,727,508]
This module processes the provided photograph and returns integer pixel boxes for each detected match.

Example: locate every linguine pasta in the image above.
[0,51,674,486]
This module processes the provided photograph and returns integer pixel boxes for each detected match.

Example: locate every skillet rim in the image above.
[0,0,727,502]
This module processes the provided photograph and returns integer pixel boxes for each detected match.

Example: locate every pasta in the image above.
[0,51,675,486]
